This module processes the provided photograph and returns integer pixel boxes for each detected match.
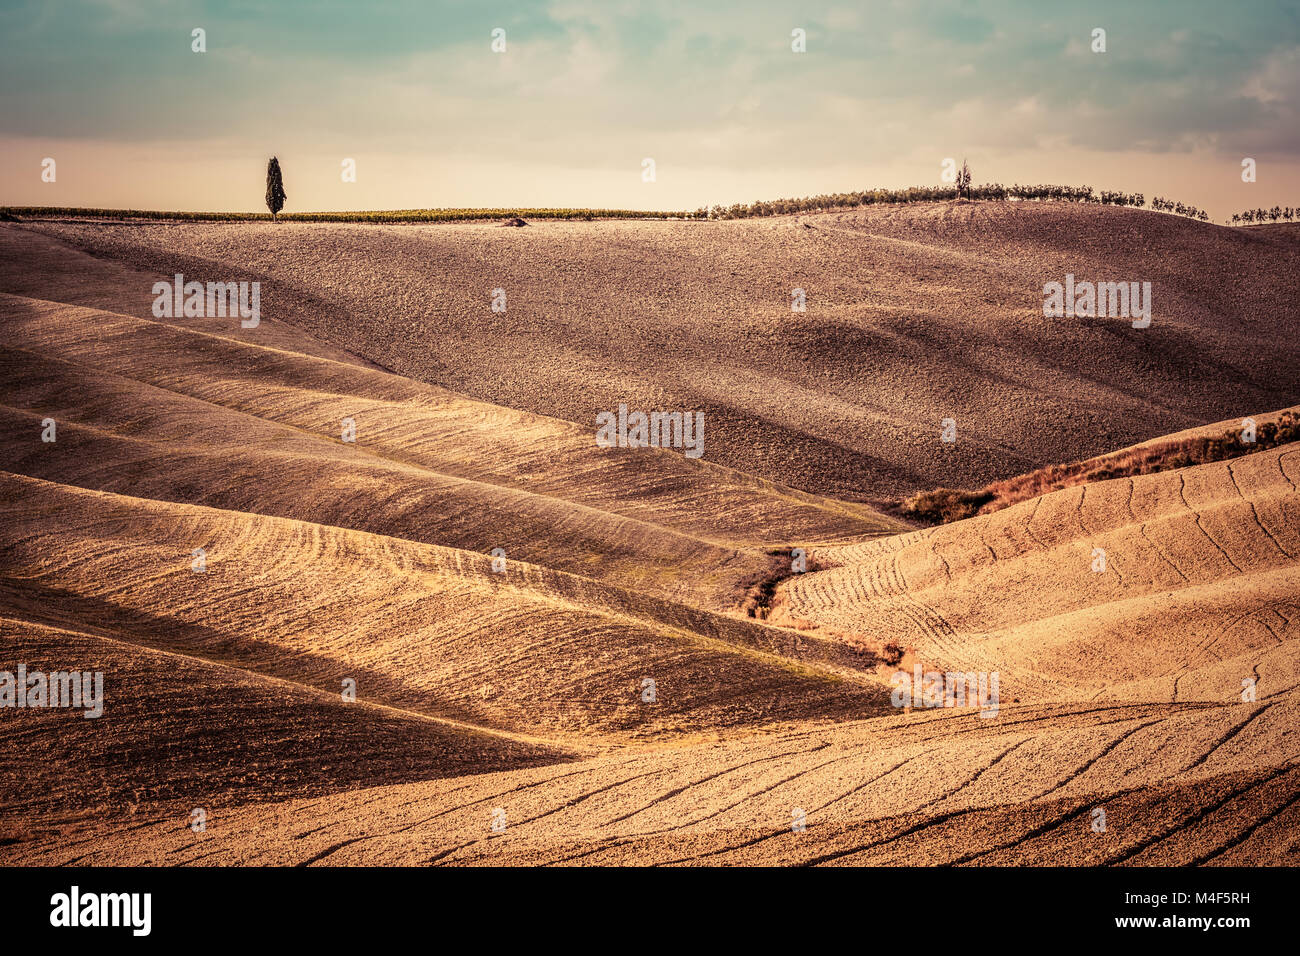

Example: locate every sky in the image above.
[1,0,1298,219]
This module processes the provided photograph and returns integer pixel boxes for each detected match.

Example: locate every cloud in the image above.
[1,0,1297,212]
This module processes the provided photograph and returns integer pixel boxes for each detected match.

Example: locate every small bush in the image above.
[900,488,994,524]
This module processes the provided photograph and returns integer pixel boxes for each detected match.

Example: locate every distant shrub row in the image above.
[1231,206,1298,224]
[0,185,1163,225]
[1150,197,1209,221]
[901,411,1300,525]
[692,183,1154,219]
[11,190,1288,227]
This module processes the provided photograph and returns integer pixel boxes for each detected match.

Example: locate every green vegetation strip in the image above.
[0,206,691,222]
[0,183,1226,223]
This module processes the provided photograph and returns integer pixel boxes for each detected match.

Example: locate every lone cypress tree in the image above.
[956,159,972,200]
[265,156,286,220]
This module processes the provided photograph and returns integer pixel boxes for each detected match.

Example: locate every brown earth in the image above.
[1,205,1297,866]
[12,202,1300,502]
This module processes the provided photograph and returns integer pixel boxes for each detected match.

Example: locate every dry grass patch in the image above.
[903,411,1300,524]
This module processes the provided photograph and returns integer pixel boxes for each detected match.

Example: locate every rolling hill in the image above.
[1,205,1297,866]
[13,201,1299,502]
